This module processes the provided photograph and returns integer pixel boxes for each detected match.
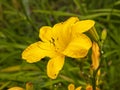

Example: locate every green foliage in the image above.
[0,0,120,90]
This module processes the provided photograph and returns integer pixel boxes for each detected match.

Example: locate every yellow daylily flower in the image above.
[8,82,33,90]
[68,84,100,90]
[86,84,100,90]
[68,84,82,90]
[22,17,95,79]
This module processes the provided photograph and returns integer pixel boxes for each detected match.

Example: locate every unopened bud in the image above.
[88,27,100,42]
[26,82,34,90]
[101,29,107,41]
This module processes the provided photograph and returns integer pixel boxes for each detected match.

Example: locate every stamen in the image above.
[49,37,55,46]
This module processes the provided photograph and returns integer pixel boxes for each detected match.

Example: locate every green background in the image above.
[0,0,120,90]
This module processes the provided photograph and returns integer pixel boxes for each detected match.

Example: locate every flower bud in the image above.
[91,42,100,70]
[88,27,99,42]
[26,82,34,90]
[101,29,107,41]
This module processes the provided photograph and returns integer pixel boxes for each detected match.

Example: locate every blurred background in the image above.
[0,0,120,90]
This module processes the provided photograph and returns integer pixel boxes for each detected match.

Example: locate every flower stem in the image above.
[92,63,101,90]
[92,70,96,90]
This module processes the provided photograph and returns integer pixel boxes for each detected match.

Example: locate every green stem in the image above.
[92,62,101,90]
[92,71,96,90]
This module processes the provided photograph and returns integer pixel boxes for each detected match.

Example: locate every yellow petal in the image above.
[91,42,100,70]
[86,85,100,90]
[39,26,52,42]
[51,17,79,52]
[8,87,24,90]
[86,85,92,90]
[52,23,64,48]
[22,41,57,63]
[63,17,79,29]
[63,34,92,58]
[62,17,79,39]
[75,86,82,90]
[47,54,65,79]
[61,17,79,44]
[65,17,79,23]
[68,84,75,90]
[72,20,95,34]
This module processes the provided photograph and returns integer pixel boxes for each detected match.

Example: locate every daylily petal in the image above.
[22,41,57,63]
[86,85,92,90]
[72,20,95,34]
[39,26,52,42]
[50,23,65,52]
[63,17,79,32]
[68,84,82,90]
[8,87,24,90]
[75,86,82,90]
[47,54,65,79]
[68,84,75,90]
[86,85,100,90]
[61,17,79,44]
[51,17,79,52]
[63,34,92,58]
